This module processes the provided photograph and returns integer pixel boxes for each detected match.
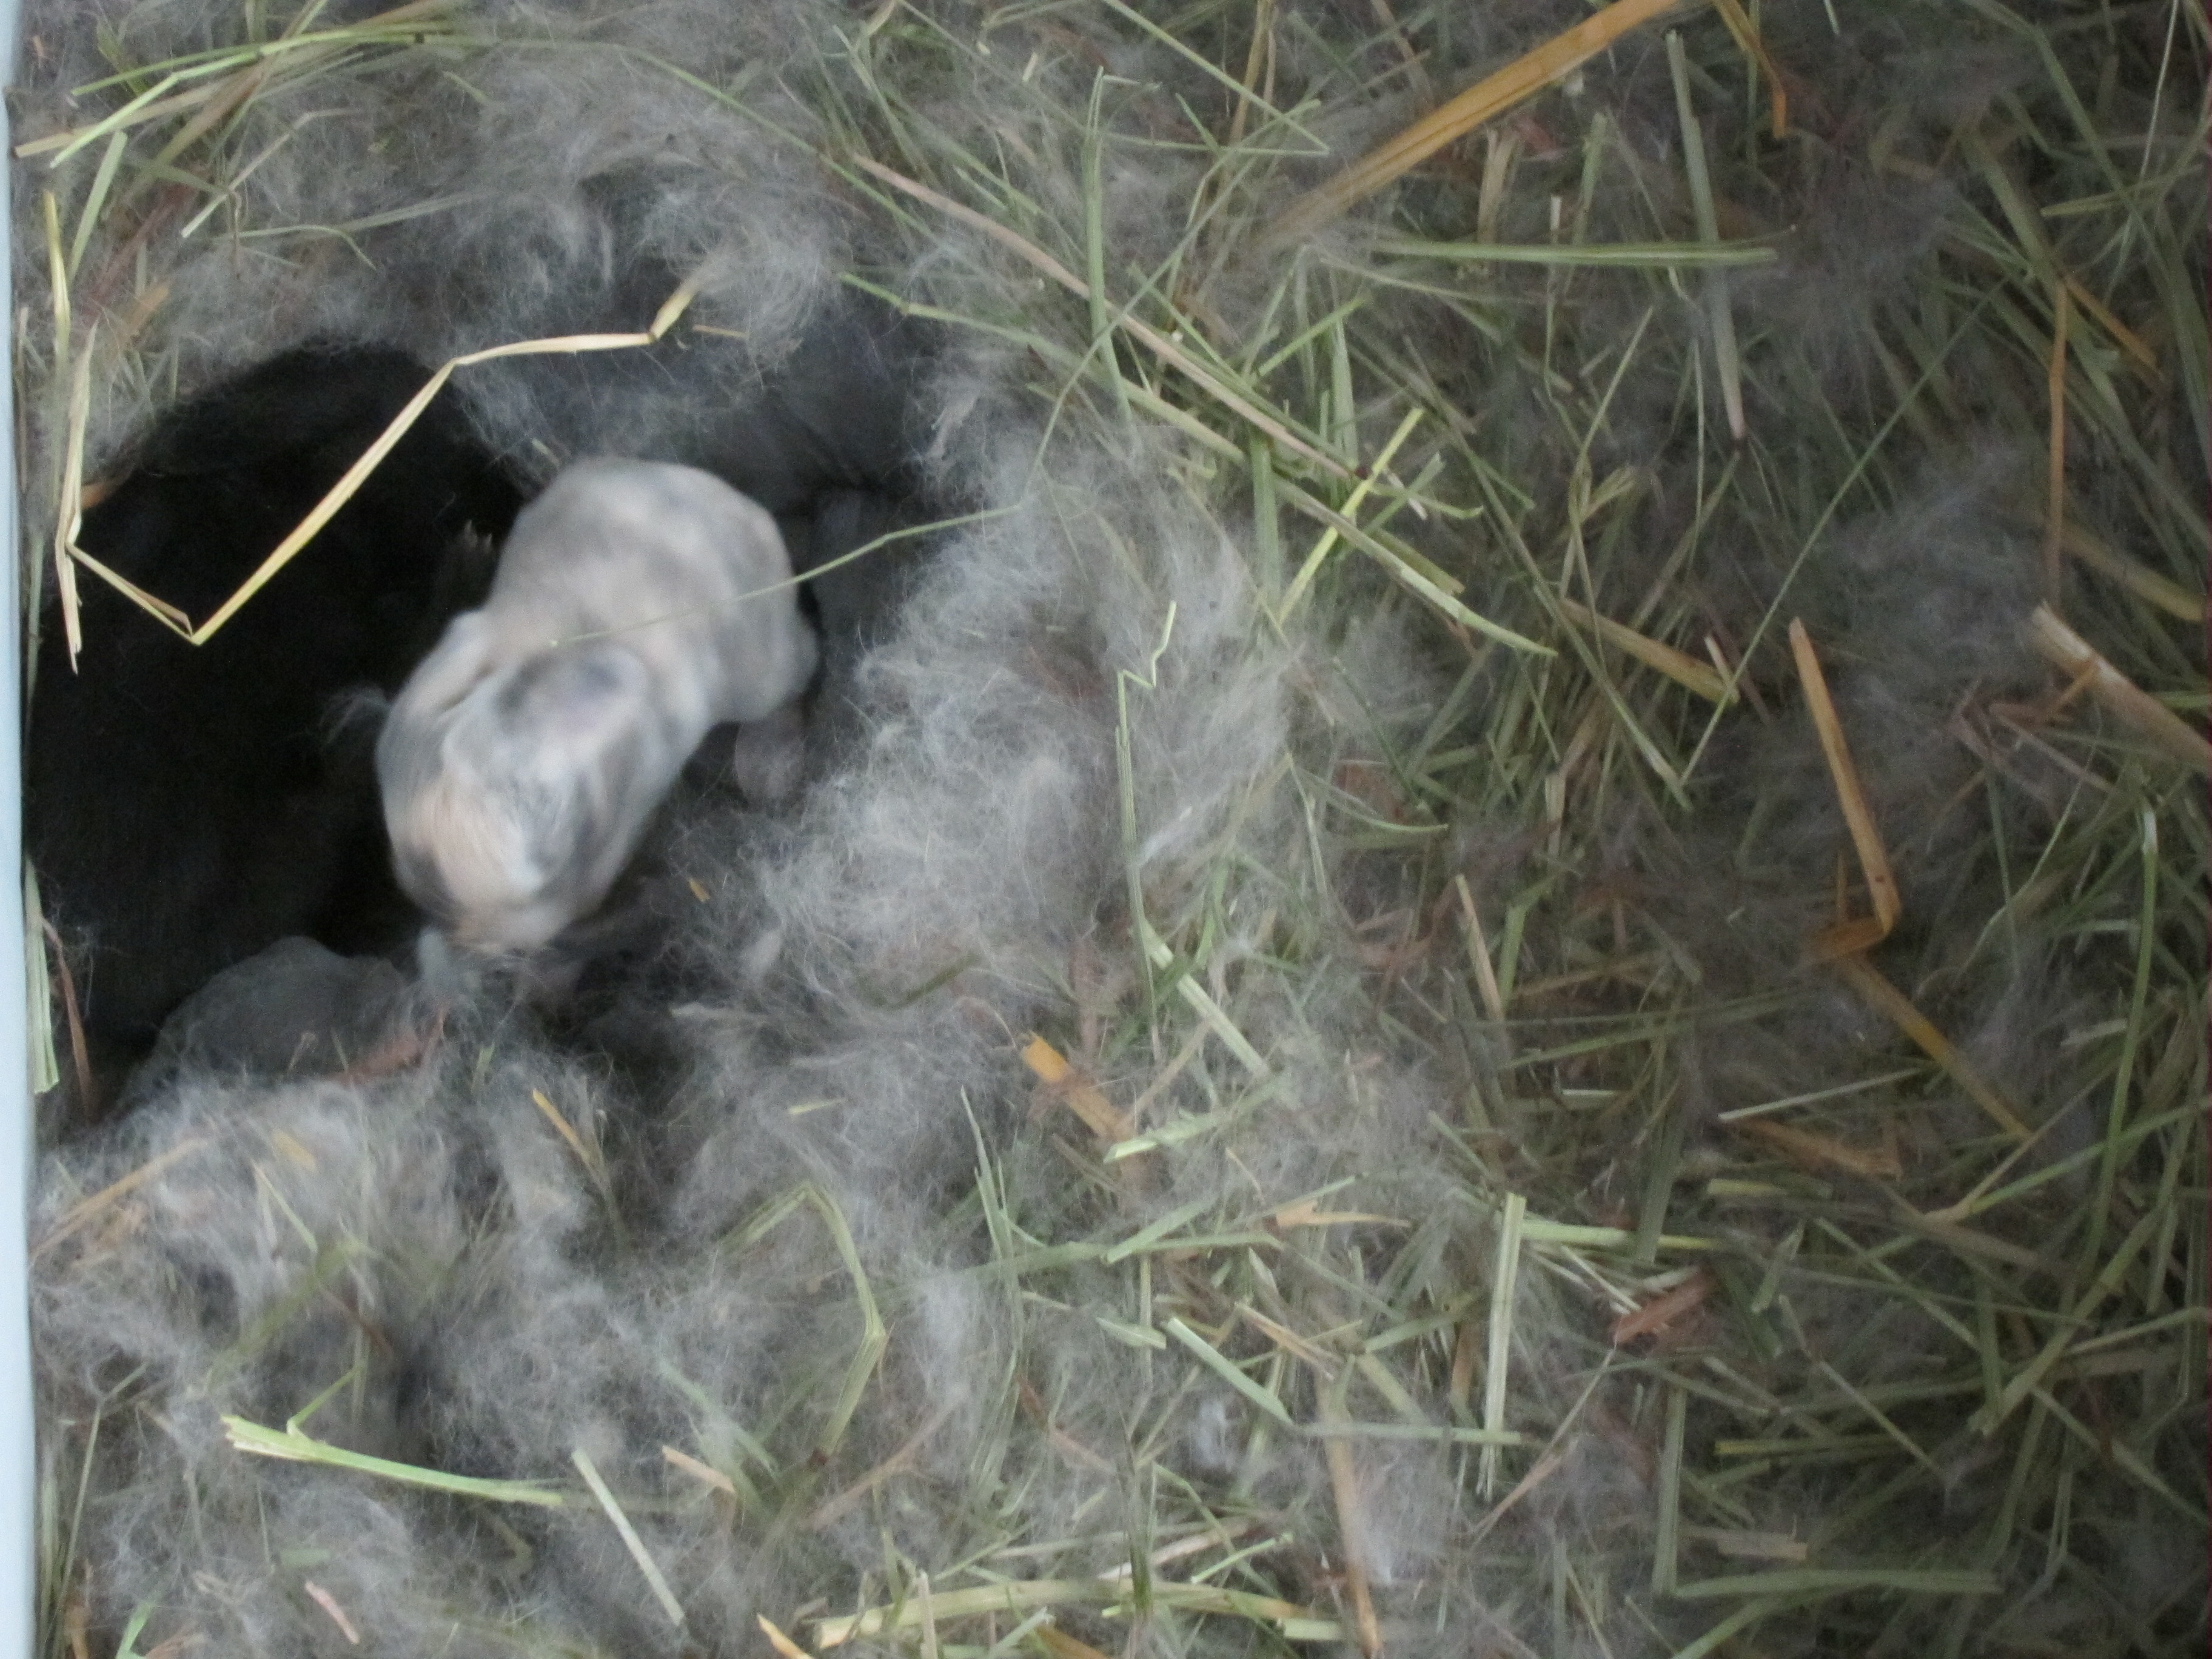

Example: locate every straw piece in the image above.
[66,134,127,278]
[2042,284,2071,598]
[1096,0,1310,142]
[810,1578,1336,1646]
[1079,78,1131,427]
[1238,1305,1336,1375]
[41,71,183,169]
[1269,0,1691,244]
[1279,406,1424,617]
[64,288,700,645]
[2027,1384,2205,1525]
[529,1087,624,1243]
[1124,1020,1210,1127]
[33,1137,208,1261]
[1480,1192,1526,1496]
[1732,1118,1902,1180]
[1447,1319,1478,1416]
[1892,1205,2060,1277]
[572,1449,685,1627]
[1668,1602,1793,1659]
[1520,1215,1718,1253]
[1829,956,2028,1139]
[2060,521,2205,622]
[40,186,67,358]
[1612,1266,1716,1344]
[805,1403,954,1531]
[1276,478,1554,654]
[1019,1378,1120,1470]
[1558,596,1732,703]
[1815,1360,1941,1476]
[1271,1201,1404,1229]
[2059,275,2159,381]
[660,1446,736,1497]
[1788,620,1900,934]
[725,1182,887,1456]
[529,1088,595,1170]
[15,1,464,159]
[52,328,97,670]
[1305,1421,1524,1447]
[1708,0,1787,136]
[148,0,338,187]
[1138,923,1272,1077]
[1021,1034,1134,1142]
[223,1416,567,1506]
[300,1582,360,1646]
[1372,236,1777,267]
[2025,604,2212,773]
[1228,0,1278,148]
[757,1616,819,1659]
[1667,30,1744,442]
[1976,1201,2167,1432]
[1669,1569,1997,1598]
[1652,1382,1687,1594]
[1163,1317,1294,1426]
[1453,874,1508,1022]
[1034,1628,1113,1659]
[1466,1438,1573,1553]
[183,317,698,643]
[1957,130,2162,382]
[1805,916,1891,961]
[34,915,84,1105]
[1317,1376,1383,1658]
[1681,1527,1809,1563]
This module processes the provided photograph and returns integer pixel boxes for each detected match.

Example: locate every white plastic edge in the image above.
[2,0,34,1652]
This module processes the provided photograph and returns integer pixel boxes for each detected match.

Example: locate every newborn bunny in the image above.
[377,458,817,950]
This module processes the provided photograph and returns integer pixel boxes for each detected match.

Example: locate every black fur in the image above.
[25,346,521,1062]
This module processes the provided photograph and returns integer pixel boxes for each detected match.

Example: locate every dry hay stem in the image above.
[2027,603,2212,774]
[1268,0,1693,244]
[51,285,702,653]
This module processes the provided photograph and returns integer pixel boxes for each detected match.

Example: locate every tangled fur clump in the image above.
[22,1,2206,1655]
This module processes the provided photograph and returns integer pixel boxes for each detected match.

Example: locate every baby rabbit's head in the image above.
[378,615,668,951]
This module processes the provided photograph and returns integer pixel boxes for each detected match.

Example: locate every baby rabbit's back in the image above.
[488,458,810,726]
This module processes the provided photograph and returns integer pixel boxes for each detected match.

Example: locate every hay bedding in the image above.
[16,1,2207,1655]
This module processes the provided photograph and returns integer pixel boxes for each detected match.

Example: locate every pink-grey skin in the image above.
[378,458,818,950]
